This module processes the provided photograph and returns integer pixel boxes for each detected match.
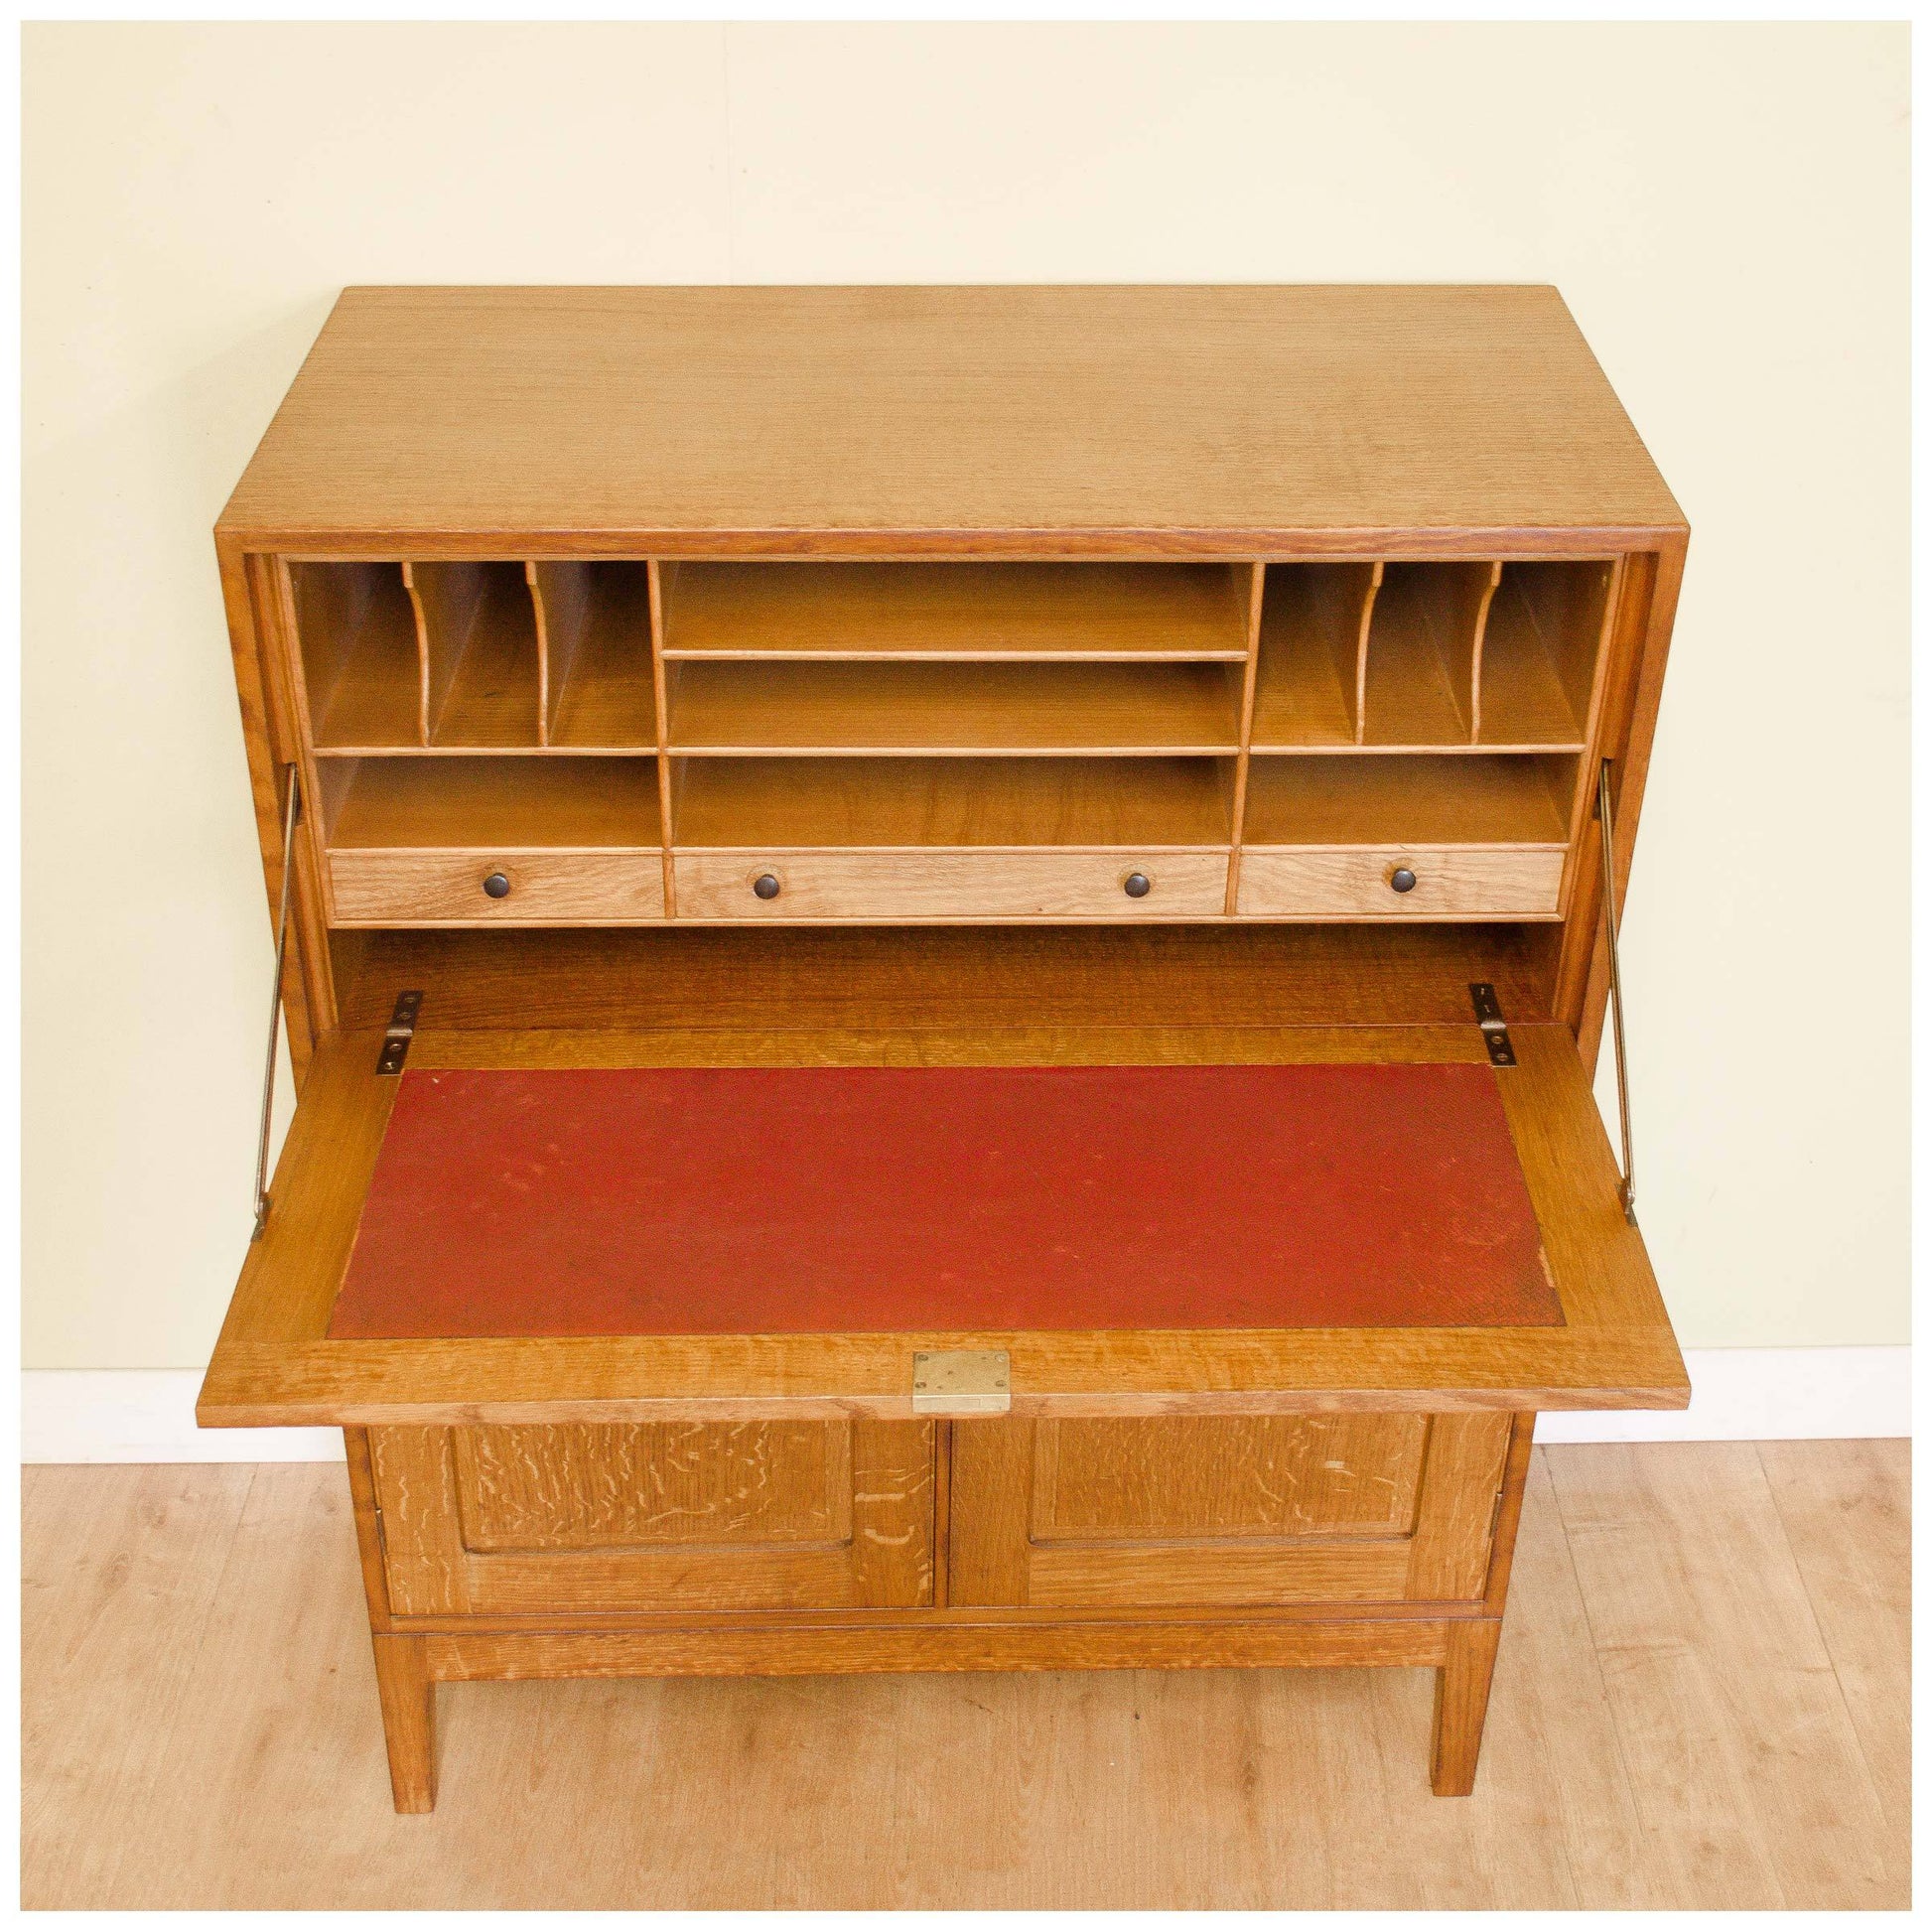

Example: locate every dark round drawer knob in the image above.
[1389,866,1418,895]
[753,873,782,900]
[1123,872,1152,898]
[482,871,511,899]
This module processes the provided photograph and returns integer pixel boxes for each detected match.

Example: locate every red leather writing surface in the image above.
[327,1063,1561,1339]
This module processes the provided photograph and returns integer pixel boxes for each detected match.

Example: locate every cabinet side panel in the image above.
[219,538,327,1068]
[367,1426,471,1615]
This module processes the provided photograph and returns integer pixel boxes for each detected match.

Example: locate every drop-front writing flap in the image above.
[197,1021,1684,1428]
[325,1061,1561,1340]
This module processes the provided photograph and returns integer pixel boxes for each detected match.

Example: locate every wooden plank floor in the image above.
[22,1442,1907,1909]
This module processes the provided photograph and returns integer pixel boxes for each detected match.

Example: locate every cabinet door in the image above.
[369,1420,934,1615]
[949,1413,1513,1608]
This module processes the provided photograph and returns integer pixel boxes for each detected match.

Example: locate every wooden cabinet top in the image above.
[218,284,1685,552]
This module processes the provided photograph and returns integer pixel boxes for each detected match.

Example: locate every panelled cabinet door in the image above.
[949,1413,1514,1608]
[369,1420,935,1615]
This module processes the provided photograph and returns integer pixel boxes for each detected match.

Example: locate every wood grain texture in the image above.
[1235,849,1564,918]
[661,560,1253,659]
[451,1423,855,1551]
[369,1634,437,1812]
[672,849,1230,921]
[325,921,1561,1034]
[671,756,1234,850]
[1249,561,1379,748]
[218,287,1684,548]
[323,755,663,848]
[200,1023,1685,1428]
[666,659,1244,756]
[406,561,542,748]
[1431,1617,1503,1795]
[27,1447,1901,1909]
[289,561,421,749]
[330,850,666,924]
[1476,560,1614,748]
[369,1421,935,1616]
[1758,1440,1910,1857]
[1561,541,1679,1057]
[1361,563,1491,747]
[228,542,327,1069]
[1546,1443,1900,1908]
[1405,1414,1514,1600]
[1241,755,1574,848]
[529,560,658,747]
[951,1414,1497,1612]
[1032,1415,1429,1540]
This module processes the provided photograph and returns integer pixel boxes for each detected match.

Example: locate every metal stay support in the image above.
[251,768,300,1241]
[1596,759,1637,1225]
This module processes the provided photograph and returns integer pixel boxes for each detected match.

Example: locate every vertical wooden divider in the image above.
[523,564,551,747]
[1460,561,1505,743]
[1351,561,1384,745]
[647,561,677,917]
[527,561,598,749]
[1223,561,1267,914]
[400,561,434,748]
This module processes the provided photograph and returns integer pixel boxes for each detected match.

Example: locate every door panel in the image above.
[451,1422,851,1552]
[371,1420,934,1615]
[950,1413,1513,1609]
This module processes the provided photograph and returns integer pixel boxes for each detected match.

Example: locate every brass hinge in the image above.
[1488,1482,1507,1543]
[912,1350,1012,1416]
[1469,983,1516,1067]
[375,991,424,1075]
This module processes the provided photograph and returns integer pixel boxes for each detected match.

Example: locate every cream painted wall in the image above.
[23,22,1907,1367]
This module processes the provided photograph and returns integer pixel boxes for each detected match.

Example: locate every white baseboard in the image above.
[18,1348,1911,1461]
[23,1370,345,1463]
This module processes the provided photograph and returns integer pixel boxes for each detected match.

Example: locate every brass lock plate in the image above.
[911,1349,1012,1416]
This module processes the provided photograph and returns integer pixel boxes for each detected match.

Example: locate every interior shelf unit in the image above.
[286,556,1618,925]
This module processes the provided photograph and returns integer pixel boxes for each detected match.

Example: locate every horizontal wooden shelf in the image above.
[1243,754,1575,848]
[667,660,1245,756]
[322,757,663,851]
[660,562,1253,660]
[672,757,1235,849]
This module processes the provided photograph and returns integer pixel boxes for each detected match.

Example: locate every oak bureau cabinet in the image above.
[199,285,1689,1813]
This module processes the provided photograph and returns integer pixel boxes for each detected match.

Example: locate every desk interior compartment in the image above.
[665,657,1246,757]
[1242,754,1578,848]
[528,560,659,748]
[1474,561,1615,748]
[658,560,1255,661]
[1360,562,1499,747]
[319,755,664,851]
[1248,562,1379,748]
[289,560,423,752]
[670,755,1236,849]
[406,561,544,749]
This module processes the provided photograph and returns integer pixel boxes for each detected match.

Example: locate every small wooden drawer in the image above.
[329,850,666,923]
[1236,849,1564,919]
[672,851,1230,919]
